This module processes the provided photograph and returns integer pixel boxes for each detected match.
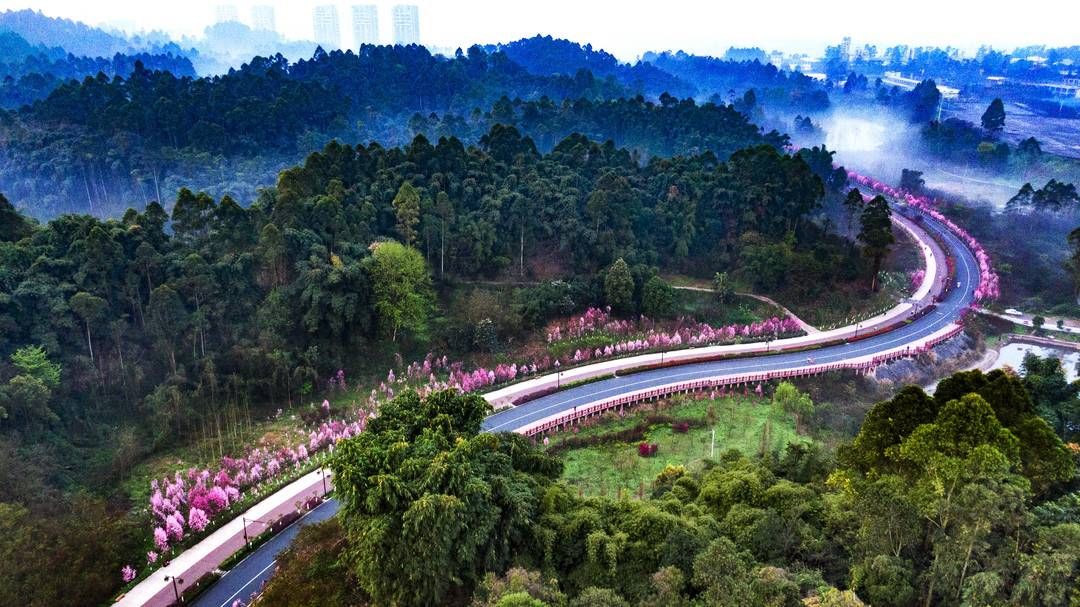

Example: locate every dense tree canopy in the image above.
[332,388,561,606]
[0,38,821,219]
[0,30,195,108]
[310,368,1080,607]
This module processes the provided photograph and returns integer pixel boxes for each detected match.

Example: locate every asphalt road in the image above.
[191,498,339,607]
[194,209,978,606]
[484,214,977,432]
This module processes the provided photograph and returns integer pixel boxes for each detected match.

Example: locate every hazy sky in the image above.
[4,0,1079,59]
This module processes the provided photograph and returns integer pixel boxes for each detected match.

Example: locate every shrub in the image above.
[638,443,660,457]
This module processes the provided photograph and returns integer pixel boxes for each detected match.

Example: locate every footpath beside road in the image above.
[115,469,332,607]
[116,205,950,606]
[999,332,1080,352]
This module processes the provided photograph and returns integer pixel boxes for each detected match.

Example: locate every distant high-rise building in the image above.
[313,5,342,48]
[392,5,420,45]
[251,5,276,32]
[840,36,852,61]
[215,4,239,24]
[352,5,379,46]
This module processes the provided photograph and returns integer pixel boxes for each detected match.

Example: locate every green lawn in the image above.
[672,289,782,326]
[552,395,807,498]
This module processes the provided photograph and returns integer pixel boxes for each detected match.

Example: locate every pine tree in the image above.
[981,98,1006,134]
[858,195,895,291]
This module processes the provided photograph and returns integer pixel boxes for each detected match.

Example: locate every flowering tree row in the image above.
[545,306,801,345]
[126,404,369,582]
[545,306,643,342]
[847,171,1000,301]
[455,312,800,393]
[352,311,803,399]
[557,310,801,362]
[125,307,799,580]
[551,305,799,350]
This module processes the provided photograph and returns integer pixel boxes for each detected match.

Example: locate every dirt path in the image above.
[673,286,821,334]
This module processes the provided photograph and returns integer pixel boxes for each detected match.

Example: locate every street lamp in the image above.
[554,360,561,389]
[242,516,249,546]
[320,467,328,495]
[164,575,184,603]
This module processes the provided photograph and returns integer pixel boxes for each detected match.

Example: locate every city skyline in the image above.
[4,0,1080,60]
[213,3,238,23]
[312,3,340,48]
[351,4,378,46]
[391,4,418,45]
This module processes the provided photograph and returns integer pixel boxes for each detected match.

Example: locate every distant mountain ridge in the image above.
[0,9,189,60]
[0,9,130,57]
[0,28,196,108]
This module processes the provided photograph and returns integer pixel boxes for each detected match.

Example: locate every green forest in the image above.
[0,39,819,218]
[262,363,1079,607]
[0,118,880,604]
[0,10,1078,607]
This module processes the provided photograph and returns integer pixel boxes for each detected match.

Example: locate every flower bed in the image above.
[909,269,926,292]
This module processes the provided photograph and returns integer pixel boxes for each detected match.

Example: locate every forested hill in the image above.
[0,130,853,605]
[644,50,831,111]
[0,9,181,58]
[0,129,837,477]
[409,95,788,160]
[0,31,196,108]
[486,35,696,98]
[0,43,802,219]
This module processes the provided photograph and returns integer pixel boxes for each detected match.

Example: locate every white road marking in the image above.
[218,559,277,607]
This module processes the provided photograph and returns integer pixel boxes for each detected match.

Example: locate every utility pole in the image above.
[164,576,184,603]
[710,428,715,459]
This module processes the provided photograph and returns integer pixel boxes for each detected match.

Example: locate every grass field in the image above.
[672,289,783,326]
[552,395,807,498]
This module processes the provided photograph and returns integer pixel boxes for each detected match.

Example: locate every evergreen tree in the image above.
[981,98,1006,134]
[604,258,635,315]
[858,195,894,291]
[392,182,422,247]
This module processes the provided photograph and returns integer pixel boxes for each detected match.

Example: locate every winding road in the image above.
[483,213,976,433]
[122,203,979,607]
